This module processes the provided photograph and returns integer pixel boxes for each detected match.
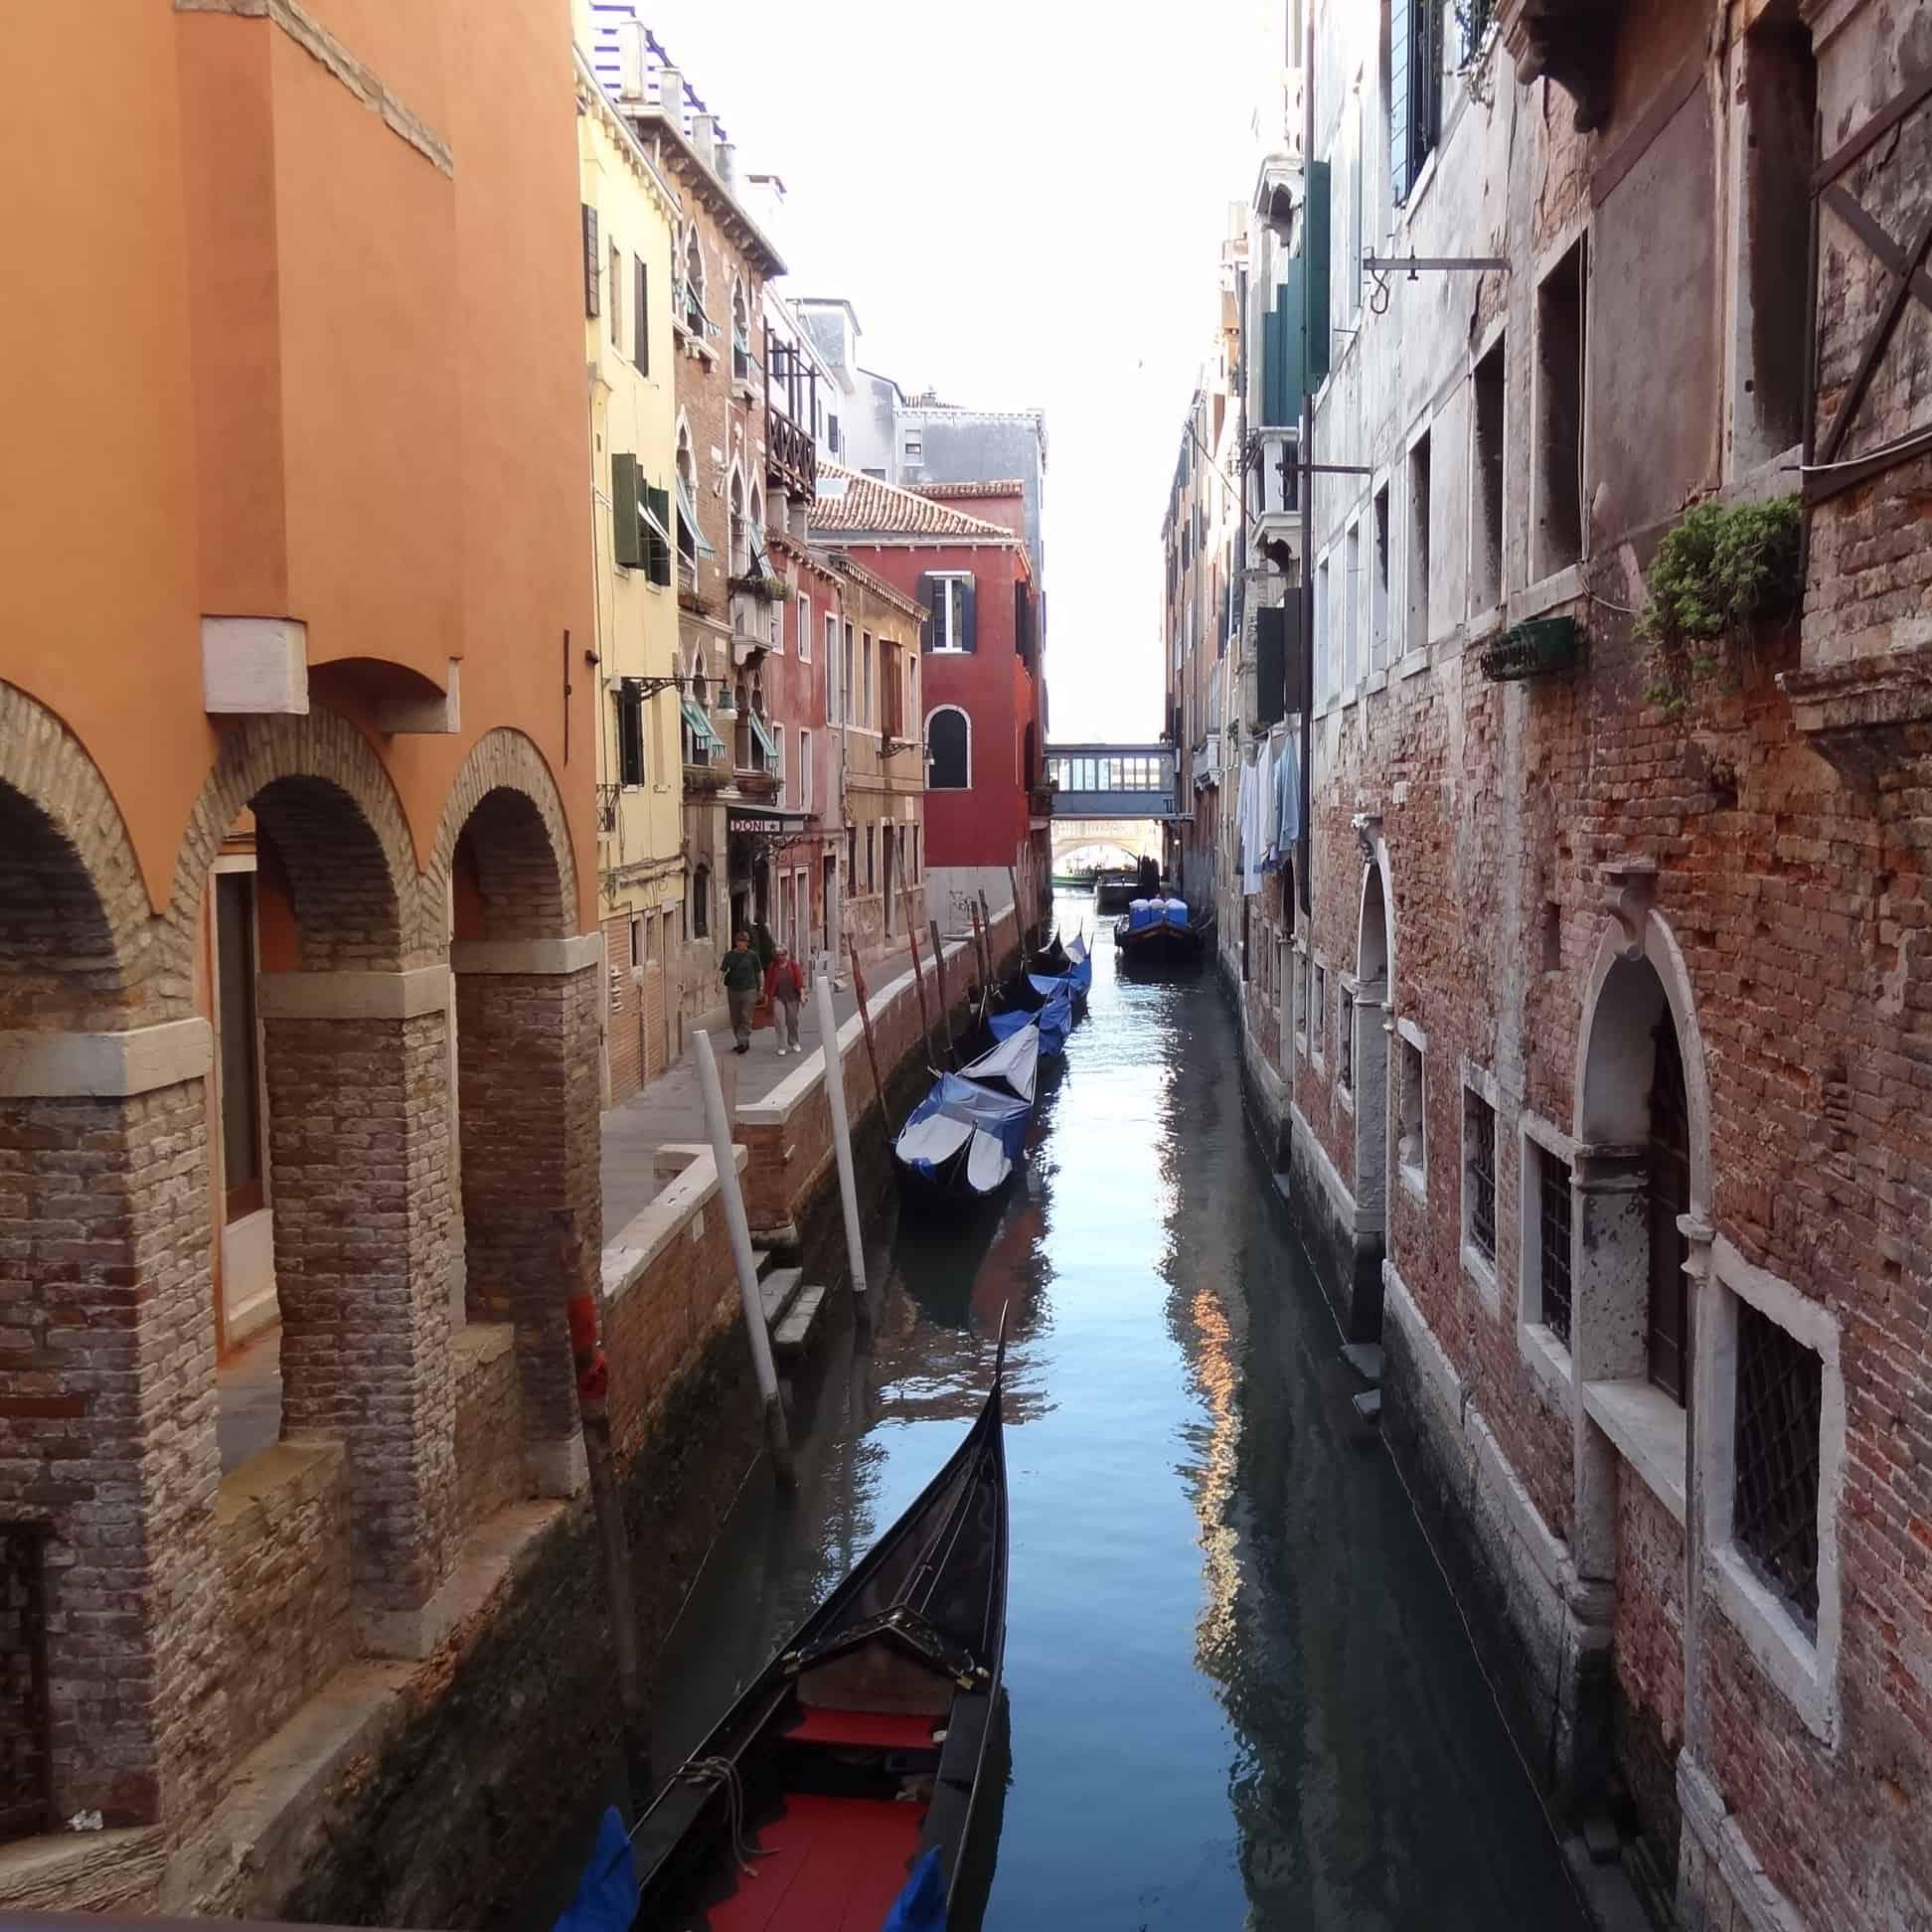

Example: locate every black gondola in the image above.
[625,1352,1010,1931]
[1113,896,1211,968]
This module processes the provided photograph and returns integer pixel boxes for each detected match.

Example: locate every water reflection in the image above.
[635,897,1586,1930]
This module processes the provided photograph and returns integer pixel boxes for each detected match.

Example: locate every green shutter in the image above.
[1262,307,1284,427]
[1304,162,1332,386]
[611,453,643,568]
[635,259,649,373]
[645,484,672,585]
[1283,255,1308,403]
[581,203,600,318]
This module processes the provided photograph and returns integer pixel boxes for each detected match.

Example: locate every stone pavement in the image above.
[600,937,928,1236]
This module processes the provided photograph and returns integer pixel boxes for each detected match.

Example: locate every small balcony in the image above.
[1249,425,1302,573]
[683,756,726,797]
[766,405,818,500]
[1500,0,1622,132]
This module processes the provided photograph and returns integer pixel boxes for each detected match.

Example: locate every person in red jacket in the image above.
[764,945,805,1055]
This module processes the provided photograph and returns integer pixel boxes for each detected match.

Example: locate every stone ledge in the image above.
[1581,1377,1687,1527]
[451,934,602,977]
[0,1018,214,1098]
[257,966,450,1021]
[0,1828,168,1917]
[602,1145,741,1306]
[215,1437,346,1529]
[1676,1752,1808,1932]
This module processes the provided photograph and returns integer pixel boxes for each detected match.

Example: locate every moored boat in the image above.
[1113,896,1208,968]
[891,1029,1041,1204]
[619,1352,1011,1931]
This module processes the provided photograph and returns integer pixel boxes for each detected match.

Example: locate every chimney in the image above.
[689,111,717,171]
[656,64,683,122]
[616,20,646,102]
[716,139,736,188]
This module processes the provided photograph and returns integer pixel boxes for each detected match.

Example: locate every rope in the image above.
[668,1755,770,1874]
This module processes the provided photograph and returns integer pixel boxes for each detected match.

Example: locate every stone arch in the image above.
[926,704,971,789]
[164,708,421,982]
[430,727,578,946]
[1353,849,1395,1245]
[0,681,154,1028]
[1574,908,1711,1216]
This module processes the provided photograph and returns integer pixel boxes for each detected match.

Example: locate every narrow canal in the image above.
[642,900,1589,1930]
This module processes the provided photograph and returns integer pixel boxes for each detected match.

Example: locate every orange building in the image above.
[0,0,601,1870]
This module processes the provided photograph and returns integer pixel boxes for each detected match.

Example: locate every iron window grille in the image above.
[1733,1301,1824,1630]
[1338,988,1355,1088]
[1539,1151,1573,1348]
[1467,1092,1498,1264]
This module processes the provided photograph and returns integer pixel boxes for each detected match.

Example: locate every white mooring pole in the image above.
[814,956,870,1318]
[693,1028,794,1488]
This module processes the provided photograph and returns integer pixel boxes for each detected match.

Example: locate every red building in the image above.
[810,464,1046,933]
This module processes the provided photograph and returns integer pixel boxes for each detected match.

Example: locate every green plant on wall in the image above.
[1639,495,1802,653]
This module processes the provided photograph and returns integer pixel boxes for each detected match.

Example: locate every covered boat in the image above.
[989,985,1070,1057]
[1113,895,1208,968]
[621,1356,1010,1931]
[892,1030,1039,1203]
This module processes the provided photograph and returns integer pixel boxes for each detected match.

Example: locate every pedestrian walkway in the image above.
[600,937,927,1236]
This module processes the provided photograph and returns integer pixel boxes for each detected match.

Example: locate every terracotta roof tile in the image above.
[913,479,1026,500]
[811,461,1020,542]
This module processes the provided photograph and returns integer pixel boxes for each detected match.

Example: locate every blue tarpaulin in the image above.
[553,1808,637,1932]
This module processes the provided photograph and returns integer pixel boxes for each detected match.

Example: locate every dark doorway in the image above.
[1646,1016,1691,1403]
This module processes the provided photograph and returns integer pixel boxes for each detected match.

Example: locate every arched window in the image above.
[682,231,706,332]
[927,708,970,790]
[729,471,747,575]
[731,280,751,381]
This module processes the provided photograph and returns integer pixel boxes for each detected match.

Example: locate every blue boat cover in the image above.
[998,991,1068,1055]
[884,1847,946,1931]
[893,1071,1034,1196]
[1126,897,1191,932]
[958,1023,1040,1102]
[553,1807,637,1932]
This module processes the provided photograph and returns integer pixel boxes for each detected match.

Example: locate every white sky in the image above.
[653,0,1284,742]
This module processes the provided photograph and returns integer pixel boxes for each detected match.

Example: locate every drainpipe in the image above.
[1298,2,1315,922]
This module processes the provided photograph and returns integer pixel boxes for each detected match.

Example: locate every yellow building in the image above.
[575,42,685,1098]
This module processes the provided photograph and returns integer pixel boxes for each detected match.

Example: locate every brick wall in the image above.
[265,1010,454,1623]
[452,1326,526,1537]
[1614,1464,1686,1872]
[218,1442,352,1768]
[0,1078,226,1831]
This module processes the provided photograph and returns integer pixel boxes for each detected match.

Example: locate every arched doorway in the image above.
[0,685,227,1835]
[438,732,594,1505]
[1354,859,1391,1241]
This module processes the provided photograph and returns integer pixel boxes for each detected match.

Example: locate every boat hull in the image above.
[1113,917,1208,968]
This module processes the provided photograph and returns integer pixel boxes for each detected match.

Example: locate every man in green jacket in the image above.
[720,929,762,1053]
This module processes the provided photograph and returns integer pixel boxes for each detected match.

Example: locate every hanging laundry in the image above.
[1275,729,1302,848]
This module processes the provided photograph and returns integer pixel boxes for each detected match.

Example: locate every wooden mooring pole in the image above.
[848,937,891,1132]
[813,956,869,1313]
[928,918,956,1065]
[559,1213,650,1803]
[903,887,936,1066]
[693,1029,794,1490]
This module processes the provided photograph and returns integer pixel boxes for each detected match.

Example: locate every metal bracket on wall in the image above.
[1364,250,1512,317]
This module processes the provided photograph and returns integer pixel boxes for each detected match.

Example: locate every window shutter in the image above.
[1390,0,1413,203]
[960,575,977,653]
[635,259,649,373]
[582,204,600,318]
[917,572,937,652]
[611,453,643,567]
[1283,257,1308,404]
[1282,595,1306,714]
[1255,607,1287,727]
[1305,164,1332,386]
[645,484,672,585]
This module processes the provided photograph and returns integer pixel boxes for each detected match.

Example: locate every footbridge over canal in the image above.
[1044,743,1179,822]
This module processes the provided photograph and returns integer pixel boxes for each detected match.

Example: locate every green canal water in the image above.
[618,898,1588,1929]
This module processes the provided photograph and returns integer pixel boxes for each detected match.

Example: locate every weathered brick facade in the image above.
[1192,0,1932,1924]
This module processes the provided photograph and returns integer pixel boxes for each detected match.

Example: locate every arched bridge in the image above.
[1044,743,1179,820]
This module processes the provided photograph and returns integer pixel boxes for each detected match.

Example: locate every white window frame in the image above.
[929,572,974,653]
[1396,1016,1428,1201]
[1335,973,1356,1115]
[1699,1236,1845,1746]
[924,704,971,790]
[903,427,924,463]
[1459,1062,1504,1317]
[1517,1111,1577,1401]
[799,728,813,814]
[773,724,786,808]
[798,592,812,661]
[1310,957,1328,1073]
[1292,936,1309,1057]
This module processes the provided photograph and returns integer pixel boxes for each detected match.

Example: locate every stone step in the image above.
[759,1266,805,1330]
[1340,1343,1385,1385]
[772,1284,826,1361]
[752,1247,772,1280]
